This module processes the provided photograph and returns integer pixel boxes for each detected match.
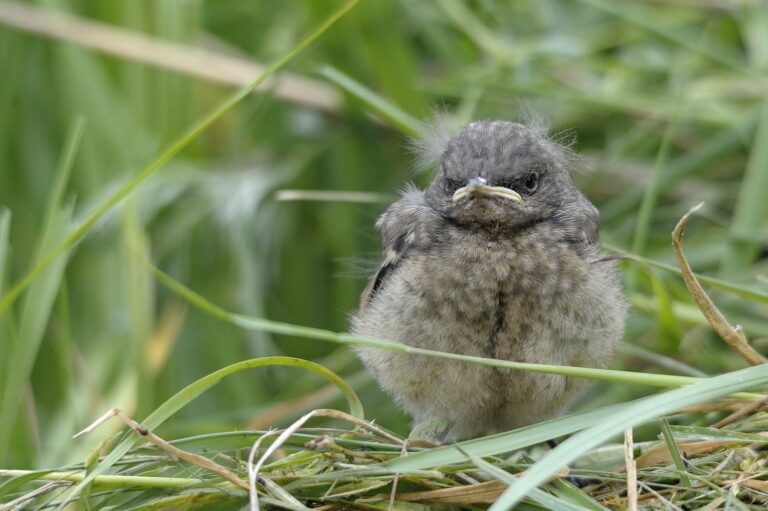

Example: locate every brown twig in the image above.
[634,438,767,469]
[396,468,571,505]
[672,203,767,365]
[712,395,768,428]
[397,480,508,504]
[0,481,68,511]
[701,496,727,511]
[311,409,405,446]
[74,408,249,490]
[0,1,341,113]
[305,434,387,462]
[387,441,409,511]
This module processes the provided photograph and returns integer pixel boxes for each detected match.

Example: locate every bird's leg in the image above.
[546,436,601,488]
[408,418,453,445]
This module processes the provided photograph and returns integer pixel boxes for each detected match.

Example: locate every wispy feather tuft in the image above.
[408,106,586,175]
[519,102,551,140]
[407,111,457,173]
[519,103,586,174]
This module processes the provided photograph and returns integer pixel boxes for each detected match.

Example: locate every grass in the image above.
[1,0,768,509]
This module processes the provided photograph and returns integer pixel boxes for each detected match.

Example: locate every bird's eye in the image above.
[522,172,539,194]
[444,178,463,193]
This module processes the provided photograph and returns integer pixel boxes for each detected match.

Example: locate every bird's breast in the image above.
[406,230,589,349]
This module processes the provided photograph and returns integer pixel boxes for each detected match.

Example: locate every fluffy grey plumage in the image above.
[351,120,626,441]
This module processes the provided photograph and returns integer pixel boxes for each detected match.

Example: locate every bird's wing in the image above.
[582,203,600,246]
[557,191,601,248]
[359,187,439,309]
[359,231,411,308]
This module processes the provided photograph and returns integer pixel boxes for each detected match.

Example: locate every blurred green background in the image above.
[1,0,767,470]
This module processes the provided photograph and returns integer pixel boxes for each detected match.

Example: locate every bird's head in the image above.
[424,120,579,230]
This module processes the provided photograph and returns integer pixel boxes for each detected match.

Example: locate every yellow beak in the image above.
[452,180,523,203]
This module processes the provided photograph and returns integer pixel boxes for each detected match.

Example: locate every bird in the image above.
[350,119,626,442]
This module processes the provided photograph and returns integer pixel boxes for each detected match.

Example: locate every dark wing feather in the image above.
[359,233,410,308]
[358,186,440,310]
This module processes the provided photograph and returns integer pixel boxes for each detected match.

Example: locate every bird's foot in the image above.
[408,418,453,446]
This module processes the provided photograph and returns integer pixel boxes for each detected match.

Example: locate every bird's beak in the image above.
[452,177,523,203]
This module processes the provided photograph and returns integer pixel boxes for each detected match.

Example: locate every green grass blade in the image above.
[0,202,75,463]
[0,469,57,498]
[150,357,364,423]
[43,115,86,231]
[436,0,512,64]
[721,100,768,274]
[601,115,758,222]
[659,417,691,487]
[669,425,768,443]
[648,270,682,353]
[609,246,768,305]
[0,0,360,317]
[617,342,707,378]
[0,114,84,462]
[317,65,420,136]
[0,208,9,301]
[629,295,767,341]
[0,208,11,415]
[548,479,609,511]
[145,256,704,388]
[64,356,362,506]
[461,449,595,511]
[489,363,768,509]
[165,430,402,454]
[630,116,677,260]
[275,189,395,203]
[0,469,215,490]
[630,43,693,265]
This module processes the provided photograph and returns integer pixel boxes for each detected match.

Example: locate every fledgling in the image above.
[351,120,626,441]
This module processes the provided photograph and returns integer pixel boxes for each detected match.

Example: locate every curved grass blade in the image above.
[722,100,768,273]
[0,203,74,463]
[0,0,360,317]
[148,255,708,389]
[462,451,598,511]
[317,65,420,136]
[0,469,56,500]
[0,115,85,461]
[489,363,768,509]
[64,356,362,508]
[607,245,768,305]
[43,116,86,234]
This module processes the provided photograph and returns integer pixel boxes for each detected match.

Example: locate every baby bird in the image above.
[351,120,626,441]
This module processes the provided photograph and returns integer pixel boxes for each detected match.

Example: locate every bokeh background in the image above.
[1,0,767,470]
